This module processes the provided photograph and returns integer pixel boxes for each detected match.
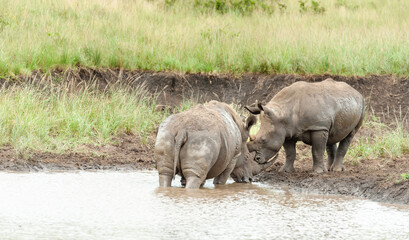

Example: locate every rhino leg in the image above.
[182,135,220,189]
[214,157,238,185]
[279,140,296,173]
[331,130,355,172]
[185,177,205,189]
[182,150,213,189]
[311,130,329,173]
[159,174,172,187]
[326,144,337,171]
[156,139,174,187]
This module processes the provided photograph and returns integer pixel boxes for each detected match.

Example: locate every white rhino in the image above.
[155,100,275,189]
[246,79,365,173]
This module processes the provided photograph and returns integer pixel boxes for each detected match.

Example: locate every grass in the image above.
[395,173,409,184]
[347,115,409,163]
[0,83,167,152]
[0,83,407,162]
[1,0,409,76]
[401,173,409,181]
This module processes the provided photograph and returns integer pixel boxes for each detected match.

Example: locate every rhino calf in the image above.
[246,79,365,173]
[155,100,259,189]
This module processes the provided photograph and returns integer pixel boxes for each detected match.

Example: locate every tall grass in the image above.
[0,84,407,160]
[0,84,165,152]
[347,115,409,162]
[1,0,409,76]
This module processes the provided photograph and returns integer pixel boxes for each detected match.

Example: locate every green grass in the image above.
[395,173,409,184]
[401,173,409,180]
[0,84,166,152]
[0,84,407,162]
[1,0,409,76]
[347,116,409,163]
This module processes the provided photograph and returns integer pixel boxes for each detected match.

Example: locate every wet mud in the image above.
[1,69,408,204]
[0,134,156,172]
[254,146,409,205]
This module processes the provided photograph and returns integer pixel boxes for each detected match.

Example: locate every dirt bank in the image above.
[1,69,408,204]
[6,68,408,125]
[254,146,409,205]
[0,134,155,172]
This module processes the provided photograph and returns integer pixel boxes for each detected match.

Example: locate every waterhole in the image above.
[0,171,408,240]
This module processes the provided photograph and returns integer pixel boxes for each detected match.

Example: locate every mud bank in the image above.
[1,69,409,204]
[5,68,408,124]
[254,152,409,205]
[0,134,155,172]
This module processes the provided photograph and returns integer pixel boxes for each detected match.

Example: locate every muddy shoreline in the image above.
[2,138,408,205]
[1,69,408,205]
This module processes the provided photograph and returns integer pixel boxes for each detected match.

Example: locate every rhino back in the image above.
[271,79,364,142]
[204,105,242,178]
[211,105,241,155]
[156,104,242,179]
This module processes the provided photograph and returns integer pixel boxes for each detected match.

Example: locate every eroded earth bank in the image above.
[1,69,408,204]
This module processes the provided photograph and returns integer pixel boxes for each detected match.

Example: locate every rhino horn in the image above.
[252,153,279,174]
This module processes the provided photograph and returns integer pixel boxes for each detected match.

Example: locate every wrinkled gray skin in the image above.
[246,79,365,173]
[155,100,261,189]
[231,151,278,183]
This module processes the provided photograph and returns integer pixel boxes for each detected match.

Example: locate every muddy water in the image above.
[0,172,408,240]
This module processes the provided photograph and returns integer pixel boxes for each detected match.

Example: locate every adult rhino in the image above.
[245,79,365,173]
[155,100,276,189]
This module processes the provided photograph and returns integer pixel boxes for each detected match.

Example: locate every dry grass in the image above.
[1,0,408,76]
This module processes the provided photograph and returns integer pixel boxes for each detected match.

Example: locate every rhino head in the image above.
[244,103,286,165]
[231,151,278,183]
[230,113,279,183]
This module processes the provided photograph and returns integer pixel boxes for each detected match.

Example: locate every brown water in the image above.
[0,171,408,240]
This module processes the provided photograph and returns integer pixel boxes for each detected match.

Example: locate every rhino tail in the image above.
[173,129,187,180]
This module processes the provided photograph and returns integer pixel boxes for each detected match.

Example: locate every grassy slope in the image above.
[0,82,407,161]
[0,0,408,161]
[0,84,167,152]
[1,0,409,76]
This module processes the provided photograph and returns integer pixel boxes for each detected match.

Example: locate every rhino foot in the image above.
[313,165,327,173]
[330,164,345,172]
[279,165,295,173]
[238,177,251,183]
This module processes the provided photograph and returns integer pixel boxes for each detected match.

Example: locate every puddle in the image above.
[0,171,408,239]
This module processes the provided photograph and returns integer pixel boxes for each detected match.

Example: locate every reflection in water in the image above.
[155,181,279,199]
[0,171,408,240]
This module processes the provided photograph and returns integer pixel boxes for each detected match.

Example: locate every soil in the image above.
[0,134,156,172]
[254,146,409,205]
[1,68,408,204]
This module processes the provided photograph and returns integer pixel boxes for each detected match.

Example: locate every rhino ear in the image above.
[245,115,257,130]
[263,106,279,121]
[257,103,264,111]
[245,103,264,115]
